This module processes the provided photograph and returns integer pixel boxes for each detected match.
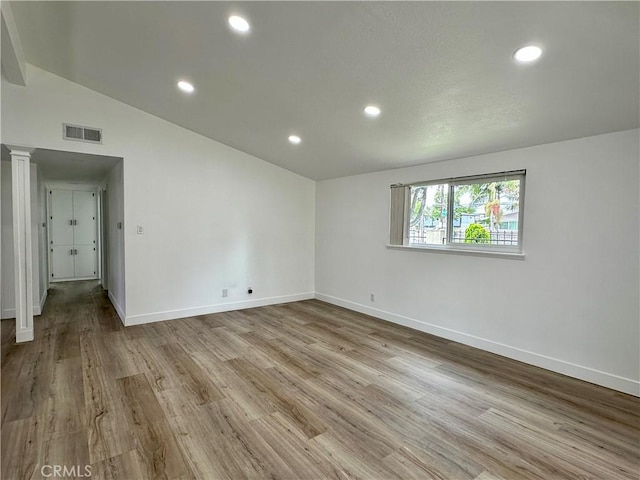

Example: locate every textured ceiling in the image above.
[9,1,640,180]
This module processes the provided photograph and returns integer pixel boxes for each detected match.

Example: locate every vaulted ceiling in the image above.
[8,1,640,180]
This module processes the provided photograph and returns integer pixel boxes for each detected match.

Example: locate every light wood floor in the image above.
[2,281,638,480]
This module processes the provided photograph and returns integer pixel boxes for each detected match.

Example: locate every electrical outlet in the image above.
[370,293,375,302]
[222,289,228,297]
[248,287,253,294]
[137,225,144,234]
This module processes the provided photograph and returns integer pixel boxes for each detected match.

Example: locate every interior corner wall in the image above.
[0,161,13,317]
[315,129,640,396]
[1,161,42,318]
[1,64,315,325]
[37,164,47,311]
[106,160,125,321]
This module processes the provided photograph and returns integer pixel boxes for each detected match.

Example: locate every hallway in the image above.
[1,281,122,478]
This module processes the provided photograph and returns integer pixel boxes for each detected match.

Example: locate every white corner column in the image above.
[9,147,34,342]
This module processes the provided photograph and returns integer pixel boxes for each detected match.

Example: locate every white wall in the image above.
[316,129,640,396]
[105,161,125,320]
[2,64,315,324]
[37,164,47,310]
[0,162,13,317]
[1,161,42,317]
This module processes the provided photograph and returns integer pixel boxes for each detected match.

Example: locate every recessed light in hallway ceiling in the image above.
[229,15,250,33]
[513,45,543,63]
[177,80,195,93]
[364,105,381,118]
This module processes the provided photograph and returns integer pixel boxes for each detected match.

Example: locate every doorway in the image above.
[0,146,125,332]
[49,188,99,281]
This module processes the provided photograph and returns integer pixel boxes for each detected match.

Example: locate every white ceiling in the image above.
[9,1,640,180]
[32,149,121,183]
[1,146,121,183]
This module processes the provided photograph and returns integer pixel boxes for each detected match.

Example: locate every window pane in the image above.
[408,184,448,245]
[450,179,520,246]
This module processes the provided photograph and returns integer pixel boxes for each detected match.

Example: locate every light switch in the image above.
[137,225,144,234]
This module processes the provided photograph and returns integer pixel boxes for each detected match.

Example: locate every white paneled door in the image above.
[74,245,97,277]
[50,246,75,279]
[73,191,97,245]
[49,189,98,281]
[50,190,74,245]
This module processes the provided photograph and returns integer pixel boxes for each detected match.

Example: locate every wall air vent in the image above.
[63,123,102,144]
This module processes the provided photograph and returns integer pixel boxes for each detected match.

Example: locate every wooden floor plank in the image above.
[1,415,45,480]
[225,357,327,439]
[39,356,86,440]
[118,373,194,479]
[190,350,274,422]
[159,343,225,406]
[3,337,55,423]
[250,412,349,480]
[383,445,476,480]
[312,430,404,480]
[82,361,135,464]
[90,449,147,480]
[40,431,90,479]
[202,398,300,479]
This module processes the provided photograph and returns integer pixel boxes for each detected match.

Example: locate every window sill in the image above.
[386,244,526,260]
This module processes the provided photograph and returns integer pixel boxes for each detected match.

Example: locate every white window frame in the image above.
[390,170,526,258]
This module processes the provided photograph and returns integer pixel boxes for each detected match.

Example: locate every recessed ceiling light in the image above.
[288,135,301,145]
[513,45,542,63]
[229,15,250,33]
[364,105,381,117]
[177,81,195,93]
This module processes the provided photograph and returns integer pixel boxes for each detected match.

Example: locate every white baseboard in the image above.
[2,289,47,319]
[51,276,98,283]
[108,291,126,325]
[315,292,640,397]
[2,303,41,319]
[38,289,47,315]
[125,292,315,327]
[16,329,34,343]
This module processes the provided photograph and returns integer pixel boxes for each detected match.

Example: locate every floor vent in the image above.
[63,123,102,144]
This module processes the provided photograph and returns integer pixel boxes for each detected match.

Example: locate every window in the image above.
[390,170,525,253]
[408,184,449,245]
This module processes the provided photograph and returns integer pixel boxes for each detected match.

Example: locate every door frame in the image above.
[98,188,108,291]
